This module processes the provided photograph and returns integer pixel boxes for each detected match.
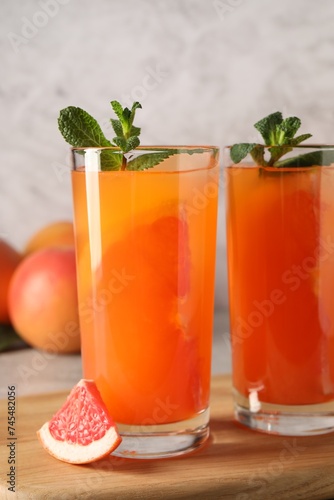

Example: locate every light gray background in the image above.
[1,0,334,309]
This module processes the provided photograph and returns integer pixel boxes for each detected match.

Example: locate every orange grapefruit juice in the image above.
[226,165,334,406]
[72,154,218,425]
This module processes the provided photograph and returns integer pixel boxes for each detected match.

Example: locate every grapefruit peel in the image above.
[37,379,121,464]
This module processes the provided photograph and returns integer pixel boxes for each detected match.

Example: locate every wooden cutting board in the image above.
[1,375,334,500]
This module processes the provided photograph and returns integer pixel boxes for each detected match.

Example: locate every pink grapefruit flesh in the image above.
[37,379,121,464]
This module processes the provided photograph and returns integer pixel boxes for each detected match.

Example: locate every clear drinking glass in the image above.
[225,145,334,435]
[71,146,219,458]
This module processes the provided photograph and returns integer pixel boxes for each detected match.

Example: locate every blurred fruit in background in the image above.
[24,221,75,254]
[0,240,22,324]
[8,247,80,353]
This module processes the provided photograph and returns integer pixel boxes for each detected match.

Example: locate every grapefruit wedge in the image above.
[37,379,121,464]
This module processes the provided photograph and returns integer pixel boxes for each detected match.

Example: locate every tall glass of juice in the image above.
[71,146,219,458]
[225,145,334,435]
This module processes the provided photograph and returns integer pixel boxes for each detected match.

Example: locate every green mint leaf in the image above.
[230,143,256,163]
[122,107,131,126]
[129,102,142,126]
[130,125,141,137]
[121,108,131,138]
[111,119,123,137]
[58,105,122,170]
[110,101,124,121]
[124,136,140,153]
[100,151,123,171]
[113,135,139,154]
[127,151,175,171]
[131,101,142,112]
[275,150,334,168]
[113,137,127,150]
[254,112,283,145]
[280,116,301,140]
[289,133,312,146]
[58,107,113,148]
[126,148,206,171]
[110,101,131,136]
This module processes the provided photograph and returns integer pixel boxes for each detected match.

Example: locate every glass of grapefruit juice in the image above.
[225,145,334,435]
[71,146,219,458]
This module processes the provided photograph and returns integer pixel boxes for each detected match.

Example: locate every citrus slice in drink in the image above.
[37,379,121,464]
[232,168,327,404]
[83,213,199,423]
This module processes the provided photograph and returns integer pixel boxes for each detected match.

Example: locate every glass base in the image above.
[234,389,334,436]
[112,407,210,459]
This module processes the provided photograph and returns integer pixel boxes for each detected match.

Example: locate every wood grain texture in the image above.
[1,375,334,500]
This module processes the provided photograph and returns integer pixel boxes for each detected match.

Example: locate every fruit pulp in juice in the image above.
[72,162,218,425]
[226,165,334,405]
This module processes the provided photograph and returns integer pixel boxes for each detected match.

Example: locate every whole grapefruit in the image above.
[24,221,74,254]
[8,247,80,353]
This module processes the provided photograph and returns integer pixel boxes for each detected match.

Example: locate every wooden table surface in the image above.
[1,375,334,500]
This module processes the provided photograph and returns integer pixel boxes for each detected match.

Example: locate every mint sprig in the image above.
[58,107,113,148]
[109,101,142,170]
[58,100,202,171]
[230,111,334,167]
[111,100,141,150]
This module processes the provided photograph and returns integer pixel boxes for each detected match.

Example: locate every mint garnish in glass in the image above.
[230,111,334,167]
[58,101,204,171]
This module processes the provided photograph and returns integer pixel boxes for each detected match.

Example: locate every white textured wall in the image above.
[2,0,334,308]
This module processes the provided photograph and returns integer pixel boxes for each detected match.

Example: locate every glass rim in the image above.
[71,145,219,153]
[224,144,334,150]
[71,145,219,173]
